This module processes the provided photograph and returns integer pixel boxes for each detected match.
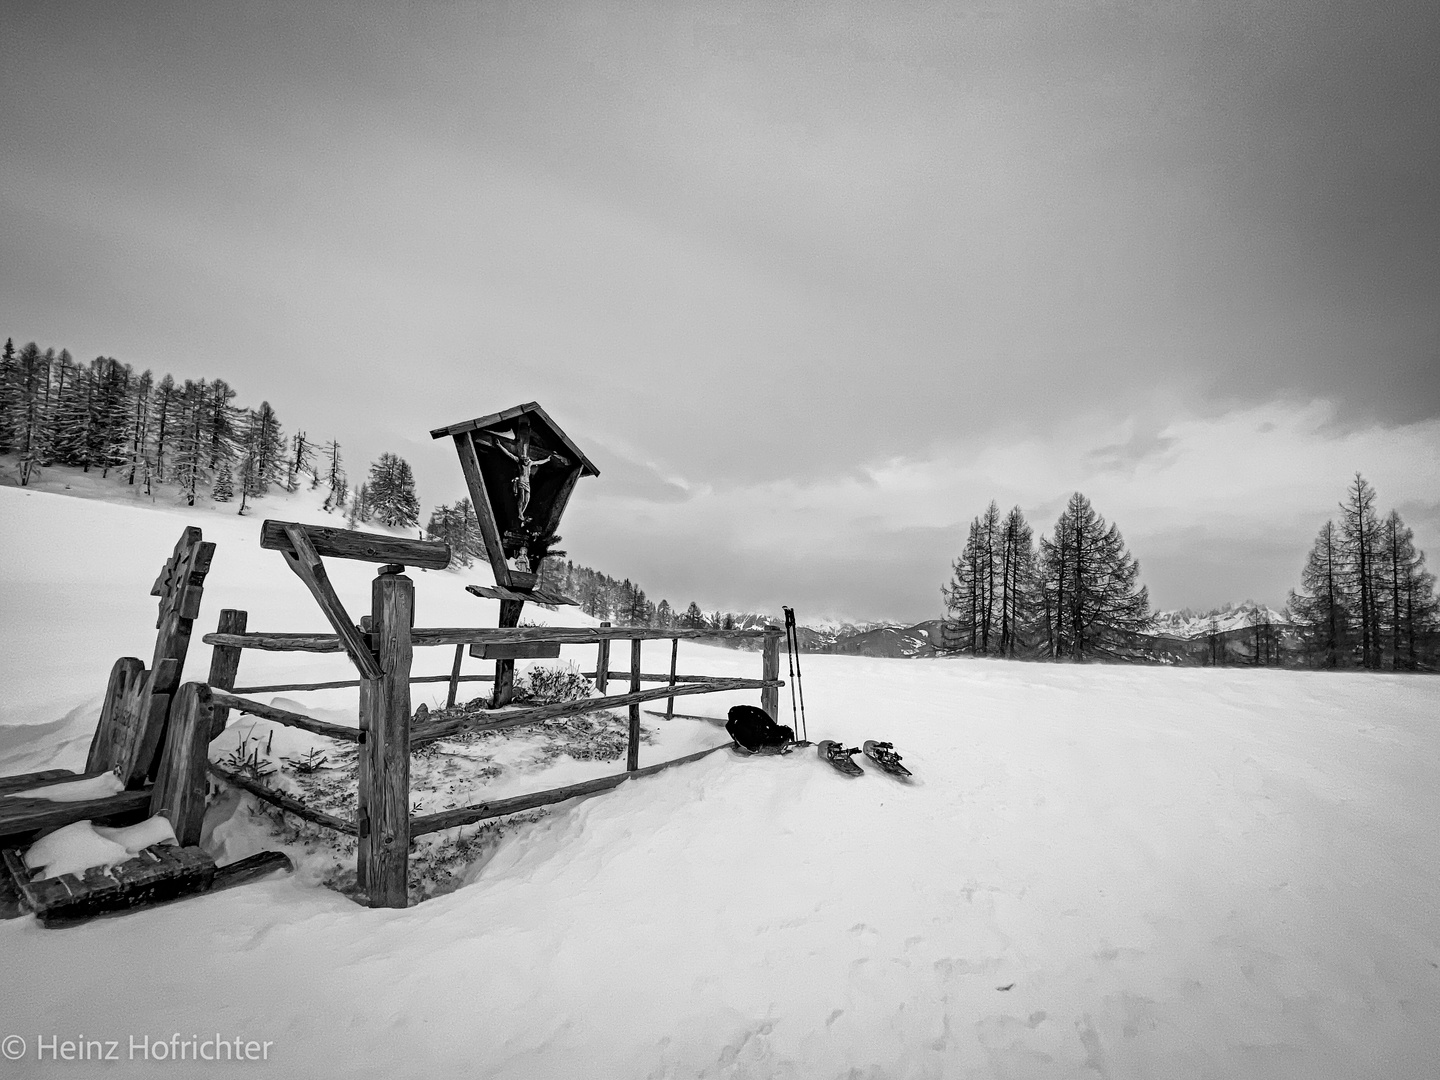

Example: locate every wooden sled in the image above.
[1,845,291,928]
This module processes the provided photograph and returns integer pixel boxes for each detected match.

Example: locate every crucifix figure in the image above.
[495,437,553,524]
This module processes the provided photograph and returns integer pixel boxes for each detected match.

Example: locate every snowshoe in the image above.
[862,740,912,778]
[817,740,864,777]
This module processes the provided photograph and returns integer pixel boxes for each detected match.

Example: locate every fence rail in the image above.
[202,583,783,908]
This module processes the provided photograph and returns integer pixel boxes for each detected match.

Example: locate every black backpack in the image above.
[726,705,794,753]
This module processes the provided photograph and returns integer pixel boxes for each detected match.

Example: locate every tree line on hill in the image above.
[1287,474,1437,670]
[0,336,421,528]
[942,492,1151,661]
[942,477,1438,670]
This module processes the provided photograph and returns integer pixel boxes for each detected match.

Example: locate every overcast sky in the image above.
[4,1,1437,622]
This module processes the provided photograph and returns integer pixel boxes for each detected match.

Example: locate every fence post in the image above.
[150,682,214,847]
[491,599,525,707]
[359,565,413,908]
[665,637,678,719]
[206,608,247,739]
[595,622,611,693]
[761,627,781,720]
[627,638,642,771]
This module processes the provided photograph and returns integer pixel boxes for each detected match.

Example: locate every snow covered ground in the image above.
[2,480,1439,1079]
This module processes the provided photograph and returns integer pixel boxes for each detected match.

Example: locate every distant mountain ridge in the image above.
[1148,603,1290,640]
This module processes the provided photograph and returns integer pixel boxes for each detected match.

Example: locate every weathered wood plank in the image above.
[203,631,345,652]
[469,641,563,661]
[279,523,385,680]
[206,762,359,835]
[453,431,513,589]
[409,677,782,746]
[211,850,293,892]
[85,656,146,776]
[465,582,577,606]
[22,845,220,929]
[230,673,495,694]
[446,643,465,708]
[584,671,775,685]
[360,568,413,908]
[667,637,679,719]
[207,690,361,743]
[627,638,642,771]
[594,622,612,693]
[260,519,451,570]
[490,598,525,708]
[412,625,775,646]
[0,770,76,795]
[762,628,782,721]
[208,625,775,652]
[409,742,730,836]
[206,608,247,738]
[150,683,214,846]
[0,790,153,848]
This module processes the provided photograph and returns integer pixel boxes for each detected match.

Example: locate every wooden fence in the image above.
[201,523,782,908]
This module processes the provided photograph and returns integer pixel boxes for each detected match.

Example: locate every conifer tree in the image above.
[212,465,234,502]
[0,338,16,451]
[1037,492,1150,660]
[347,482,373,527]
[171,379,209,506]
[149,374,178,484]
[205,380,241,477]
[14,342,50,485]
[286,430,316,492]
[250,401,285,493]
[683,601,705,629]
[367,452,420,528]
[320,439,347,511]
[1287,520,1352,668]
[1339,473,1383,668]
[997,506,1039,657]
[655,599,673,628]
[125,369,154,485]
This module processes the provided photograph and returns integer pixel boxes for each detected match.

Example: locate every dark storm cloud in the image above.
[3,1,1437,619]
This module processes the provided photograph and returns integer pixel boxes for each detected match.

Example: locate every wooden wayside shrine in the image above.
[190,401,785,909]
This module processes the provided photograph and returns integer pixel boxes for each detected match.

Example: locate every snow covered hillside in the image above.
[2,483,1439,1079]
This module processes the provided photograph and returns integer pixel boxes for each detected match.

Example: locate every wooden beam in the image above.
[584,670,775,685]
[230,673,495,694]
[627,638,642,771]
[208,689,361,743]
[211,850,293,892]
[409,742,730,836]
[85,655,146,775]
[410,677,782,746]
[595,622,611,693]
[452,431,513,589]
[278,523,385,680]
[0,770,76,795]
[446,643,465,708]
[150,683,214,846]
[206,608,247,738]
[361,567,413,908]
[667,637,679,719]
[260,520,451,570]
[412,626,777,646]
[761,628,782,720]
[207,762,358,835]
[470,641,561,661]
[490,598,525,708]
[0,790,154,848]
[202,632,345,653]
[465,582,576,606]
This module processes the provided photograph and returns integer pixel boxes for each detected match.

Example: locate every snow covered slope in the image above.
[3,484,1439,1079]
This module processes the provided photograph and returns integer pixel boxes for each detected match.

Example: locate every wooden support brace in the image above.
[278,523,384,680]
[206,608,247,739]
[359,567,413,908]
[150,683,214,846]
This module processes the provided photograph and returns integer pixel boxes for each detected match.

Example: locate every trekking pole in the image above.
[782,607,800,736]
[784,606,808,743]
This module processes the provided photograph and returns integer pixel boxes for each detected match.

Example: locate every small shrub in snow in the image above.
[516,663,593,705]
